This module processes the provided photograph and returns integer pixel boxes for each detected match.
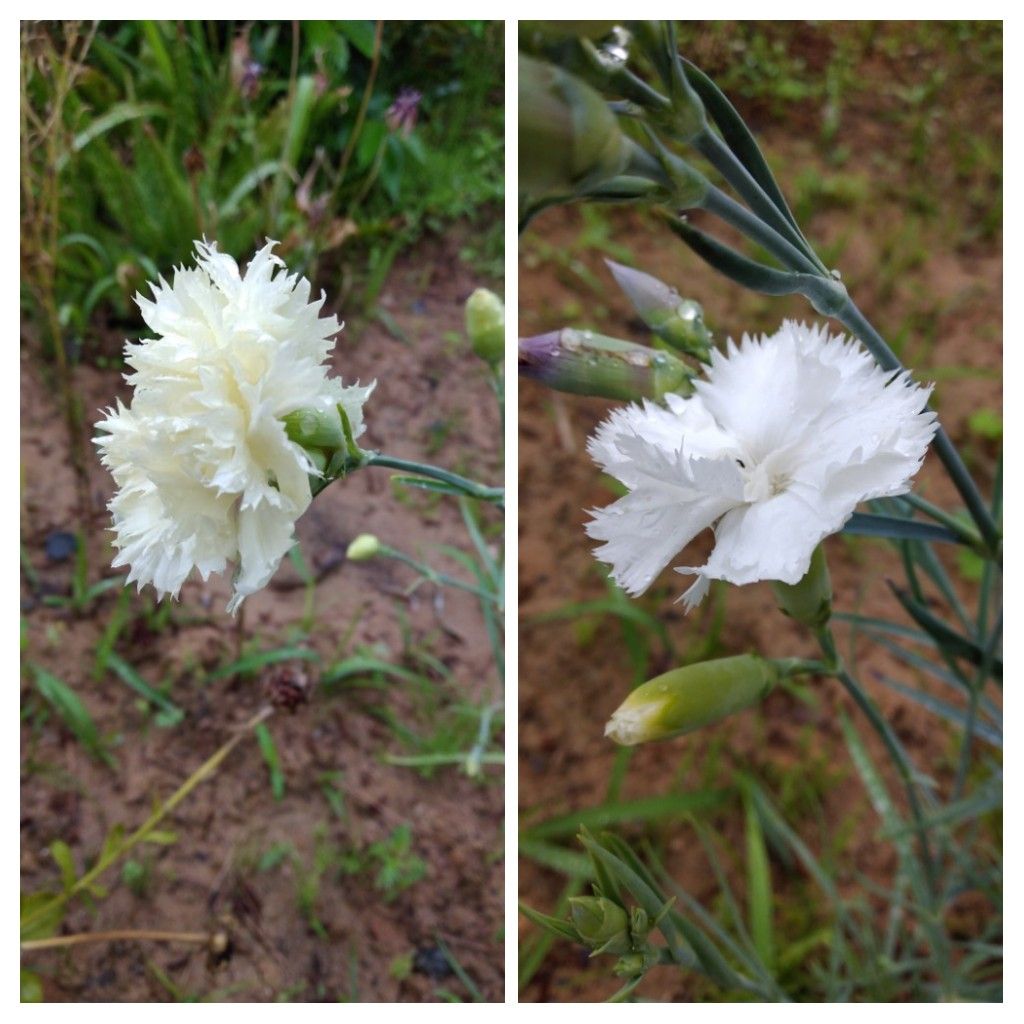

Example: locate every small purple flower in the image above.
[386,88,423,137]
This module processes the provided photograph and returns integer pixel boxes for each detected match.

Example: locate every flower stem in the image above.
[365,452,504,506]
[20,706,273,939]
[22,929,209,953]
[693,129,828,274]
[379,545,501,606]
[835,299,1000,555]
[702,186,820,275]
[815,627,938,894]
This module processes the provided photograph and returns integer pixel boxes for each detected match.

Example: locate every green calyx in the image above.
[771,544,833,629]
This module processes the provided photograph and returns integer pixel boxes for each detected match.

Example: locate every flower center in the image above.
[740,454,792,504]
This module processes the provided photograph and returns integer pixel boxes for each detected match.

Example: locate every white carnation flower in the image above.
[586,321,937,608]
[95,240,374,614]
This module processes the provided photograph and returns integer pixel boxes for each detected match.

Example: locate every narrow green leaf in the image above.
[254,722,285,801]
[208,646,319,681]
[49,841,77,892]
[843,512,963,545]
[744,791,775,973]
[32,666,115,768]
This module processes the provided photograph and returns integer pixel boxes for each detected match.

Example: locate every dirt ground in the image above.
[518,26,1001,1003]
[21,229,504,1002]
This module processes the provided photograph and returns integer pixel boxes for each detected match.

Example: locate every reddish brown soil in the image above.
[518,25,1001,1003]
[21,230,504,1002]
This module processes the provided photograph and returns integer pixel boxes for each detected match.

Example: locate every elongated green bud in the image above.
[519,54,631,198]
[606,260,713,361]
[519,328,693,401]
[771,544,832,628]
[465,288,505,365]
[568,896,631,955]
[346,534,381,561]
[605,655,779,745]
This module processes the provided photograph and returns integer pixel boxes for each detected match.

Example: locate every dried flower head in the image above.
[95,240,374,613]
[586,321,937,607]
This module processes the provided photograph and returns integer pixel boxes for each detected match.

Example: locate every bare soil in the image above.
[21,229,504,1002]
[518,25,1001,1003]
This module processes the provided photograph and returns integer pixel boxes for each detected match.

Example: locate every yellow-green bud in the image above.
[346,534,381,562]
[606,260,713,361]
[465,288,505,365]
[519,54,630,199]
[605,655,779,745]
[771,544,832,628]
[519,328,693,401]
[568,896,631,954]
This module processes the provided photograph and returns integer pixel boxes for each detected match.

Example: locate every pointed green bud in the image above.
[771,544,832,628]
[346,534,381,562]
[628,21,707,140]
[606,260,713,361]
[519,54,631,199]
[465,288,505,365]
[605,655,779,745]
[568,896,631,954]
[519,328,693,401]
[283,407,345,451]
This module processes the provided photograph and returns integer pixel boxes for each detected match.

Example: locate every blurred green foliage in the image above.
[21,20,503,362]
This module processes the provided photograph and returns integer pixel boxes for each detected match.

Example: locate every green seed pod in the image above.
[465,288,505,366]
[518,328,693,402]
[605,655,779,745]
[519,54,631,199]
[606,260,713,361]
[771,544,833,628]
[346,534,381,562]
[568,896,631,955]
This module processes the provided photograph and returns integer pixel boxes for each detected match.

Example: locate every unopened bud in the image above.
[568,896,630,955]
[519,55,631,198]
[605,655,779,745]
[771,544,832,628]
[519,328,693,402]
[465,288,505,365]
[606,261,713,361]
[346,534,381,562]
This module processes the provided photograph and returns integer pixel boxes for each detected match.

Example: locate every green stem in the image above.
[693,129,828,274]
[703,186,820,275]
[836,299,1000,555]
[380,545,501,606]
[21,707,272,938]
[365,452,503,505]
[815,628,938,895]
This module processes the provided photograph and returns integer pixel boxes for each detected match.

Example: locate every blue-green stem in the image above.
[816,626,938,895]
[365,452,504,506]
[693,129,828,275]
[835,299,1000,555]
[702,186,821,276]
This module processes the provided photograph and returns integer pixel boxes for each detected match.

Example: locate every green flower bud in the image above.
[605,655,779,745]
[283,407,345,451]
[606,260,713,361]
[771,544,832,628]
[346,534,381,562]
[465,288,505,365]
[613,948,660,976]
[568,896,631,955]
[519,328,693,402]
[519,54,631,199]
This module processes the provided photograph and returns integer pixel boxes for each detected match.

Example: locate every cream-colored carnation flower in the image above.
[95,240,374,613]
